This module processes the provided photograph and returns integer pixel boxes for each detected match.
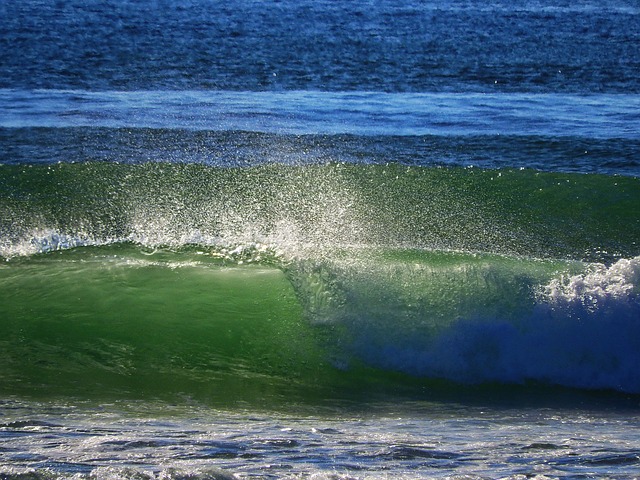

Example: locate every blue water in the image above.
[1,1,640,478]
[2,90,640,139]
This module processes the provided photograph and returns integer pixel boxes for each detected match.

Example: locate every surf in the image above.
[1,162,639,402]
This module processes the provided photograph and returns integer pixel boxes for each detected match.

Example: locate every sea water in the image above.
[1,1,640,478]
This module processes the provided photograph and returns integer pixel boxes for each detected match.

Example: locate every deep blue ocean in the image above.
[1,1,640,478]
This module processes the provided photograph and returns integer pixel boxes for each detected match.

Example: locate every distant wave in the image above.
[1,89,639,138]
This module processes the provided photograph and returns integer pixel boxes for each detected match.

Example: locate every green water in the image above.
[1,163,640,403]
[0,248,333,404]
[0,245,572,403]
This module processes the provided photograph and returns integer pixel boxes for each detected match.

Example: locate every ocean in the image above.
[1,1,640,478]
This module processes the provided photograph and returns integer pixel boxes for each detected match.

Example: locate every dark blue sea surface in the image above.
[2,0,640,93]
[1,1,639,479]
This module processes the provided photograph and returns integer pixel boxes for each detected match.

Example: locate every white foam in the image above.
[0,229,105,258]
[540,256,640,309]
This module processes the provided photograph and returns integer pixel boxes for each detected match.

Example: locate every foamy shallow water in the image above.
[2,398,639,479]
